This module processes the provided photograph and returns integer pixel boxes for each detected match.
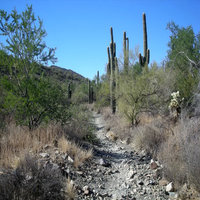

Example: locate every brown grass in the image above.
[65,178,76,199]
[158,117,200,192]
[0,123,92,169]
[101,107,132,143]
[131,118,172,158]
[58,136,93,168]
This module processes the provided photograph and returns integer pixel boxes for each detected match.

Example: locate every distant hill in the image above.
[41,65,86,83]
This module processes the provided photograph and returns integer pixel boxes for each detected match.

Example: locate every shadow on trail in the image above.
[93,147,135,163]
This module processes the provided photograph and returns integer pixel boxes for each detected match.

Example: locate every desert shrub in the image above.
[58,136,93,168]
[180,118,200,192]
[95,78,110,110]
[118,66,174,126]
[64,105,96,142]
[132,118,170,158]
[71,82,88,104]
[0,155,68,200]
[158,117,200,190]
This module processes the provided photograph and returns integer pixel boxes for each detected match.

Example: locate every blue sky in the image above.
[1,0,200,79]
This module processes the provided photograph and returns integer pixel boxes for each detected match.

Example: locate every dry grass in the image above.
[131,118,172,158]
[58,136,93,168]
[0,154,67,200]
[101,107,132,143]
[0,123,92,169]
[65,178,76,199]
[158,117,200,192]
[0,124,62,168]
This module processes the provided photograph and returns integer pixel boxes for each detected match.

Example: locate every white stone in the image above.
[68,156,74,163]
[39,153,49,158]
[166,182,174,192]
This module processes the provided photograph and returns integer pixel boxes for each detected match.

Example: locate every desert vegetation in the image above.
[1,4,200,200]
[94,12,200,198]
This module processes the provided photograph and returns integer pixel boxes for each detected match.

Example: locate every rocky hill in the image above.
[41,65,87,83]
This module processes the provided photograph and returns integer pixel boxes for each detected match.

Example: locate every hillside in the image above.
[41,65,87,83]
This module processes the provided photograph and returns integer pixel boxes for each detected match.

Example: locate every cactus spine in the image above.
[139,13,150,67]
[123,32,129,72]
[109,27,116,114]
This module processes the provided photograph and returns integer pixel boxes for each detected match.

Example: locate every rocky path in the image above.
[73,113,170,200]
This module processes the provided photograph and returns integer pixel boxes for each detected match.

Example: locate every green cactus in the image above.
[97,70,100,85]
[115,57,119,92]
[139,13,150,67]
[123,31,129,72]
[107,47,111,77]
[68,82,72,99]
[88,80,92,104]
[109,27,116,114]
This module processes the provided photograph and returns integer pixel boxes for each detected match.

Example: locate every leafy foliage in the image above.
[0,5,71,129]
[166,22,200,102]
[117,64,174,126]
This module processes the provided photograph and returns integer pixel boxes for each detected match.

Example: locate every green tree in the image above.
[118,65,174,126]
[167,22,200,102]
[0,5,70,129]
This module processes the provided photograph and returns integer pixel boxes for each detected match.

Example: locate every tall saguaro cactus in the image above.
[97,70,100,85]
[139,13,150,67]
[109,27,116,114]
[107,47,111,77]
[88,80,93,104]
[123,31,129,72]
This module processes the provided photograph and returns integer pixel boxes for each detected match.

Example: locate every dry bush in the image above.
[132,118,171,158]
[0,124,63,168]
[179,118,200,192]
[58,136,93,168]
[158,117,200,191]
[0,154,70,200]
[0,123,92,169]
[62,106,95,142]
[158,126,187,186]
[101,107,134,143]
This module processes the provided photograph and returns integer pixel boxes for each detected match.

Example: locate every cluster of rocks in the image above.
[35,113,182,199]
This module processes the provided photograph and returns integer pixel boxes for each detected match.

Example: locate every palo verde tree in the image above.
[0,5,70,129]
[166,22,200,103]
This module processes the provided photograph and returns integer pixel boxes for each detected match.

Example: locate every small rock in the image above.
[159,178,169,186]
[106,131,118,141]
[99,158,111,167]
[169,192,178,198]
[137,180,144,186]
[68,156,74,163]
[83,185,90,195]
[61,154,68,160]
[39,153,49,158]
[150,160,158,170]
[52,163,59,170]
[166,182,174,192]
[76,171,83,175]
[55,150,59,155]
[128,169,137,179]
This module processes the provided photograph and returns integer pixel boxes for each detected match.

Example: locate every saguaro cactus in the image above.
[88,80,93,104]
[139,13,150,67]
[107,47,111,77]
[68,82,72,99]
[123,32,129,72]
[110,27,116,114]
[97,70,100,85]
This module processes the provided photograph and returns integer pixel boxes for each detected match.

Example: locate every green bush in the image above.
[117,65,174,126]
